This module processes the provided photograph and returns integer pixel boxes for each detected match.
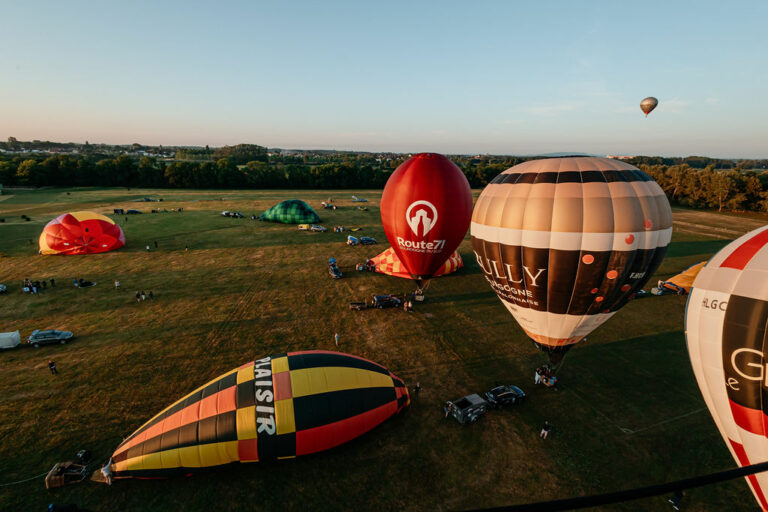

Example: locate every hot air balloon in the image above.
[380,153,473,290]
[97,351,409,481]
[640,97,658,116]
[368,247,463,280]
[686,225,768,510]
[258,200,321,224]
[471,157,672,363]
[39,211,125,255]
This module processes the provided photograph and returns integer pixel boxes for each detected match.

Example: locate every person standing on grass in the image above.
[540,421,552,439]
[413,382,421,398]
[48,360,58,375]
[141,291,146,301]
[154,240,158,249]
[114,280,120,290]
[146,244,150,252]
[50,278,55,287]
[42,280,47,290]
[149,291,154,300]
[135,291,141,303]
[73,278,79,288]
[334,333,339,347]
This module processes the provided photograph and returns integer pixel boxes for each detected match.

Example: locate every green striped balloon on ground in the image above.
[99,351,409,480]
[258,200,320,224]
[471,157,672,360]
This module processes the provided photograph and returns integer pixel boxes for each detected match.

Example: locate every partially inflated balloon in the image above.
[640,97,658,116]
[686,226,768,510]
[102,351,409,479]
[380,153,472,282]
[471,157,672,356]
[39,211,125,255]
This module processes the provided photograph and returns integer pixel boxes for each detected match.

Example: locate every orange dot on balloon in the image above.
[621,284,631,292]
[590,288,599,294]
[606,270,618,279]
[644,220,653,230]
[582,254,595,264]
[625,234,635,244]
[595,296,604,302]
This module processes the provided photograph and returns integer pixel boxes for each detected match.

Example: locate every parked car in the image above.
[445,394,489,424]
[221,211,244,218]
[372,294,401,309]
[328,258,342,279]
[310,225,327,232]
[359,237,377,245]
[26,329,74,348]
[484,385,526,408]
[298,224,311,231]
[125,209,142,214]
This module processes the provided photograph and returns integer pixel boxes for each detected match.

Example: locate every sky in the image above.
[1,0,766,157]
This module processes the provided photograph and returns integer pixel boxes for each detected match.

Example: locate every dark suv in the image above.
[26,330,74,348]
[485,385,526,408]
[372,294,401,308]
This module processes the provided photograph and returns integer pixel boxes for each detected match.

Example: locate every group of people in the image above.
[135,290,154,302]
[23,277,54,293]
[535,365,558,388]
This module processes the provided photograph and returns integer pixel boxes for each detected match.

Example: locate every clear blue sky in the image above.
[1,0,766,157]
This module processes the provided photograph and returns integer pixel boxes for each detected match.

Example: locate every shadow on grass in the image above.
[665,239,733,258]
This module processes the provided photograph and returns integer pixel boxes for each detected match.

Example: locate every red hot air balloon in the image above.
[380,153,473,288]
[39,211,125,255]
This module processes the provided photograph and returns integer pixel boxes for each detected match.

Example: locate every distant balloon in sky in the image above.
[380,153,473,288]
[686,226,768,510]
[640,97,658,116]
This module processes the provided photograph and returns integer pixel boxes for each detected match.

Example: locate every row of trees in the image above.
[640,164,768,212]
[2,153,768,213]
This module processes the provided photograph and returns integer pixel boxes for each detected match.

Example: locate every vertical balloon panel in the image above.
[686,225,768,510]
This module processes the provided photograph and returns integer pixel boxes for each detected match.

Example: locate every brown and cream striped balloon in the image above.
[471,157,672,353]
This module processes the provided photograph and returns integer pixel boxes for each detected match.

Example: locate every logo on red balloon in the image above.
[406,200,438,238]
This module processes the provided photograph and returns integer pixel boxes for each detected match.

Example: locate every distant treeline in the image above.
[640,164,768,212]
[2,148,768,213]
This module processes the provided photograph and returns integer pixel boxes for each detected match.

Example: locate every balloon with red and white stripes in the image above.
[471,157,672,359]
[686,225,768,511]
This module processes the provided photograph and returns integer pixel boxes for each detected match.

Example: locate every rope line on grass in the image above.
[0,471,48,487]
[470,460,768,511]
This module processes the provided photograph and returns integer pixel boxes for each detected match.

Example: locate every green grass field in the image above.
[0,188,765,511]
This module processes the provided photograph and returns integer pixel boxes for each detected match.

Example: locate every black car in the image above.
[372,294,401,308]
[125,209,142,214]
[484,385,526,408]
[359,237,376,245]
[26,329,74,348]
